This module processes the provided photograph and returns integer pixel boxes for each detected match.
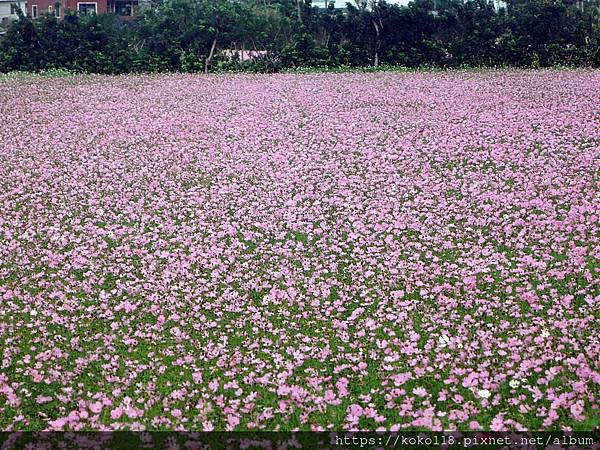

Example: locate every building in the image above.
[0,0,27,26]
[26,0,139,19]
[222,49,268,62]
[493,0,507,10]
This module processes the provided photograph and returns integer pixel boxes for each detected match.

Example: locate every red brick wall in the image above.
[28,0,107,18]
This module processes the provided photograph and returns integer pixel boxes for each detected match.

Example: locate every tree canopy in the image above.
[1,0,599,73]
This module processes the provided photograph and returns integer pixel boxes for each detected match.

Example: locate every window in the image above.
[31,4,38,17]
[112,0,132,16]
[47,4,59,16]
[77,2,97,14]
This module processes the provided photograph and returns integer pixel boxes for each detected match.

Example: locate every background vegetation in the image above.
[1,0,600,73]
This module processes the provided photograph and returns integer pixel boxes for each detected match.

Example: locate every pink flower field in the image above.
[0,70,599,432]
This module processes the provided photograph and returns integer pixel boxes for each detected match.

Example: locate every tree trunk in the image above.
[372,18,381,67]
[205,36,217,74]
[296,0,302,23]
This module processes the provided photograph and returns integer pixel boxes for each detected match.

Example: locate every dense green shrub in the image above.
[1,0,599,74]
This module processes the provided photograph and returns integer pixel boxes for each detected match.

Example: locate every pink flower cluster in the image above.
[0,69,598,431]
